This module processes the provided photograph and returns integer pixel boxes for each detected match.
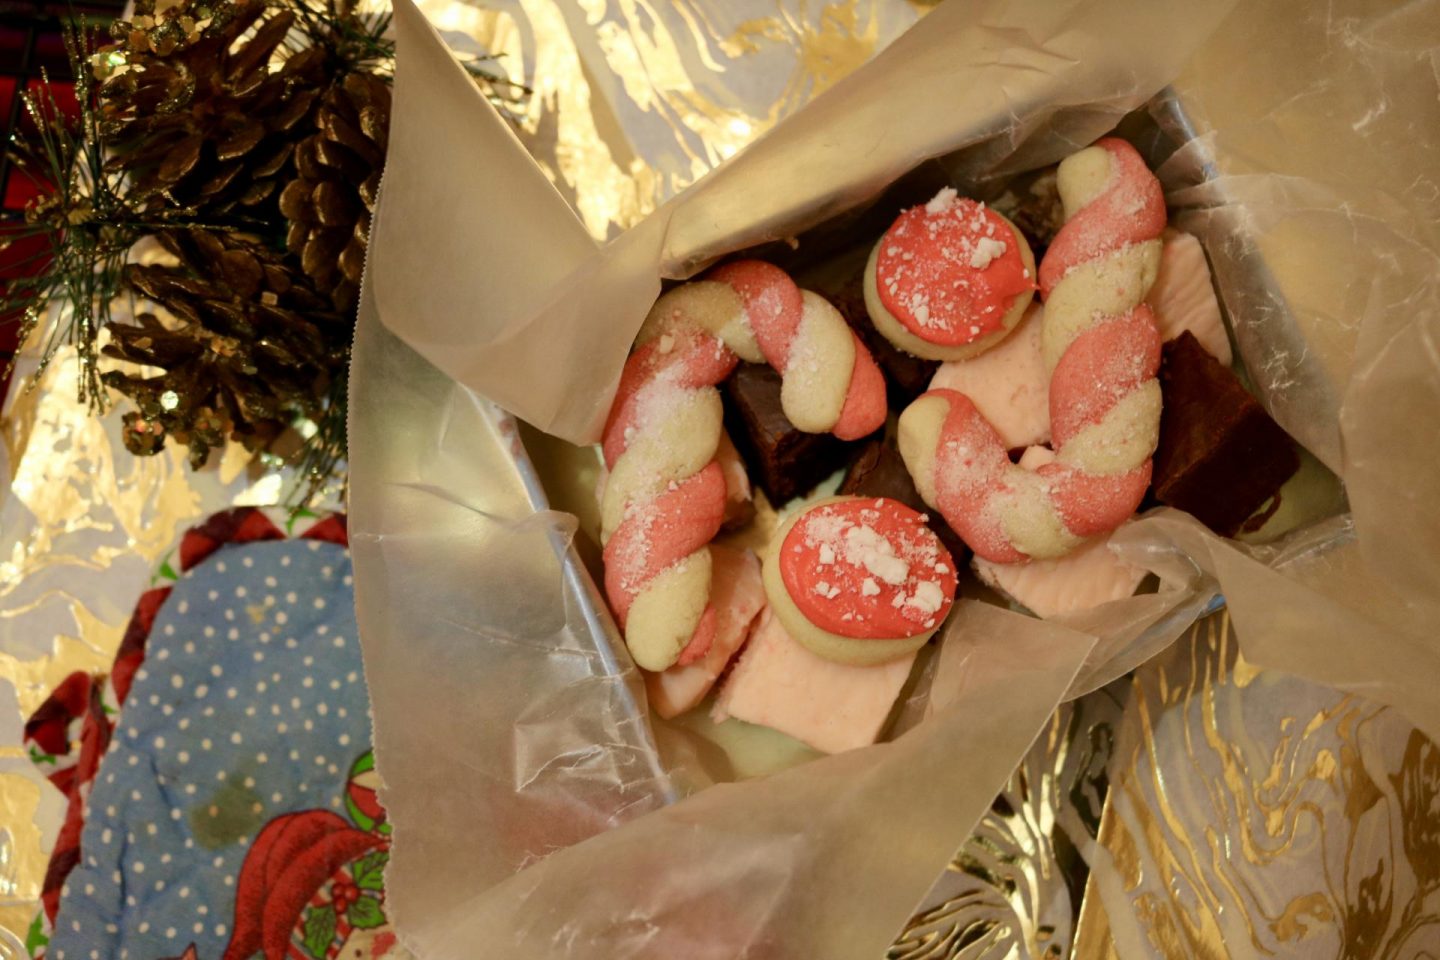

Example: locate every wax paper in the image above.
[351,0,1440,956]
[351,0,1247,957]
[1139,0,1440,740]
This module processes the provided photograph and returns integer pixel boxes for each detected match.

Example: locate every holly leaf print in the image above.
[302,904,337,958]
[27,744,57,766]
[25,912,49,955]
[286,507,317,535]
[348,894,386,929]
[353,850,389,891]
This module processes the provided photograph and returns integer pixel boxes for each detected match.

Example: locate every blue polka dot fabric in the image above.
[43,536,391,960]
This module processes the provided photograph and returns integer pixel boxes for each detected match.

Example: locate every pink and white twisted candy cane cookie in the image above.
[601,261,886,671]
[899,139,1167,563]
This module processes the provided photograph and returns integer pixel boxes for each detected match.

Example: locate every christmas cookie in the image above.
[971,447,1148,618]
[864,188,1037,361]
[899,138,1167,563]
[762,496,957,666]
[927,301,1050,450]
[645,545,767,719]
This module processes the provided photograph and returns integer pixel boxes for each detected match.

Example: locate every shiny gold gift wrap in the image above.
[889,678,1127,959]
[891,614,1440,960]
[1076,614,1440,959]
[418,0,925,238]
[5,0,1438,956]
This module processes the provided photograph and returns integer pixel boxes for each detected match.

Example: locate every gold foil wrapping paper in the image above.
[421,0,920,238]
[892,612,1440,959]
[890,678,1127,959]
[1078,613,1440,958]
[351,0,1440,957]
[6,0,1439,955]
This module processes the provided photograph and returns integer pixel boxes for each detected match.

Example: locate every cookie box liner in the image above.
[348,1,1440,956]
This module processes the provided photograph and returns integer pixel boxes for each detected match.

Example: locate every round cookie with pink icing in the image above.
[762,496,958,666]
[864,189,1038,361]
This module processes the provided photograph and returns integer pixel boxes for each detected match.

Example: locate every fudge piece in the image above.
[1154,332,1300,536]
[714,430,755,531]
[973,447,1145,618]
[722,363,855,505]
[712,607,915,754]
[989,167,1064,260]
[1146,229,1232,365]
[839,437,968,564]
[928,302,1049,450]
[645,545,766,719]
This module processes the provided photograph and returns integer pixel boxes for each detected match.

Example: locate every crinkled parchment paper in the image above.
[370,0,1237,443]
[351,0,1440,956]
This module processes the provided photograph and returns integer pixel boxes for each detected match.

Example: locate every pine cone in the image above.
[98,0,328,223]
[100,0,390,314]
[91,0,393,474]
[101,229,347,467]
[278,72,389,313]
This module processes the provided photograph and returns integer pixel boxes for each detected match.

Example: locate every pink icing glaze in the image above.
[1038,138,1166,298]
[779,498,957,640]
[601,261,887,664]
[875,197,1035,346]
[919,141,1167,563]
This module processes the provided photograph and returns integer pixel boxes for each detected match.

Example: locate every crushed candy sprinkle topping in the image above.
[876,191,1035,347]
[779,497,957,640]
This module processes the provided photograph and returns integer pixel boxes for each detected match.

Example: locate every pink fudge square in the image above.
[712,607,916,754]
